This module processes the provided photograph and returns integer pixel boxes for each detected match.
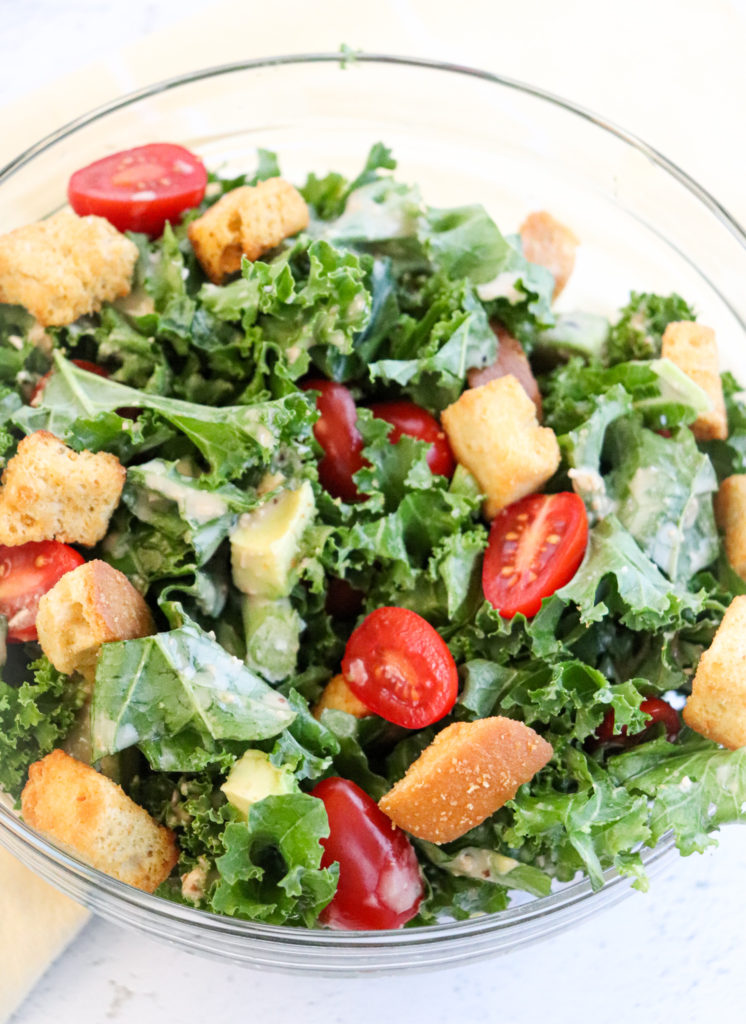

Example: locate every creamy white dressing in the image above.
[254,424,274,449]
[114,722,139,750]
[378,862,423,915]
[476,271,523,304]
[446,848,519,879]
[139,464,229,523]
[568,466,616,519]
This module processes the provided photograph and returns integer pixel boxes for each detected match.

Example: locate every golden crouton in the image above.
[188,178,309,283]
[683,595,746,749]
[441,375,560,519]
[519,211,579,300]
[661,321,727,441]
[36,560,155,681]
[379,717,553,844]
[0,431,125,547]
[715,475,746,579]
[313,673,370,720]
[21,749,178,892]
[0,210,138,327]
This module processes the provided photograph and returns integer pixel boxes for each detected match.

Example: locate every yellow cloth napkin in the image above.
[0,846,89,1020]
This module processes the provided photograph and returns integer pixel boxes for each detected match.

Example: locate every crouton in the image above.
[683,596,746,749]
[467,324,542,417]
[313,673,370,720]
[715,475,746,580]
[379,717,553,843]
[21,749,178,892]
[519,211,579,300]
[36,560,155,681]
[188,178,309,283]
[0,210,138,327]
[441,375,560,519]
[661,321,727,441]
[0,431,125,547]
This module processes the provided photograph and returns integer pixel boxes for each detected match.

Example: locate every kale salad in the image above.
[2,141,746,930]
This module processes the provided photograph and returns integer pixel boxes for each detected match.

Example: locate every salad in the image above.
[1,139,746,931]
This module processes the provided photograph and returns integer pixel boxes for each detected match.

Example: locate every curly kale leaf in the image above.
[605,291,696,365]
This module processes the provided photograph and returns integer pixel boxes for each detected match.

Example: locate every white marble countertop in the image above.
[15,828,746,1024]
[3,2,746,1021]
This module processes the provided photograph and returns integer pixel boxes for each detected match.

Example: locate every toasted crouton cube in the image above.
[0,431,125,547]
[661,321,727,441]
[379,717,553,843]
[519,211,579,300]
[188,178,309,283]
[0,210,138,327]
[21,749,178,892]
[715,475,746,579]
[36,560,155,680]
[441,376,560,519]
[683,595,746,749]
[313,673,370,720]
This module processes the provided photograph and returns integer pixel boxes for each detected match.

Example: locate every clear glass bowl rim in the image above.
[0,51,739,955]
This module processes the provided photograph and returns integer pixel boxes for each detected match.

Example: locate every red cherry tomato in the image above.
[369,400,455,478]
[30,359,109,406]
[68,143,207,237]
[482,492,588,618]
[312,776,423,930]
[0,542,85,642]
[342,606,458,728]
[302,380,365,502]
[597,698,681,747]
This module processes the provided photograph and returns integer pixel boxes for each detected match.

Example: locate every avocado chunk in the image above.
[242,594,303,683]
[220,749,297,819]
[230,481,315,598]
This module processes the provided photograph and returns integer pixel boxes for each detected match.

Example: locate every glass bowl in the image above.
[1,54,745,974]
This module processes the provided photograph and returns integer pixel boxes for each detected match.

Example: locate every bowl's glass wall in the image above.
[1,55,744,972]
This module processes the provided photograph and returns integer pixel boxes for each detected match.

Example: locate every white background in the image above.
[3,2,746,1022]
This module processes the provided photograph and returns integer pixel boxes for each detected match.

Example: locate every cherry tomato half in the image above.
[596,698,681,747]
[30,359,109,406]
[369,400,455,477]
[0,542,85,642]
[482,492,588,618]
[342,606,459,728]
[312,776,423,930]
[68,143,207,237]
[302,380,365,502]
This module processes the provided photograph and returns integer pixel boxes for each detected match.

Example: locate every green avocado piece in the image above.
[230,481,315,598]
[220,749,297,819]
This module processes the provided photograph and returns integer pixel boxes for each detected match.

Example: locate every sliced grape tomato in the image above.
[68,143,207,237]
[342,606,458,729]
[312,776,423,930]
[482,491,588,618]
[0,541,85,643]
